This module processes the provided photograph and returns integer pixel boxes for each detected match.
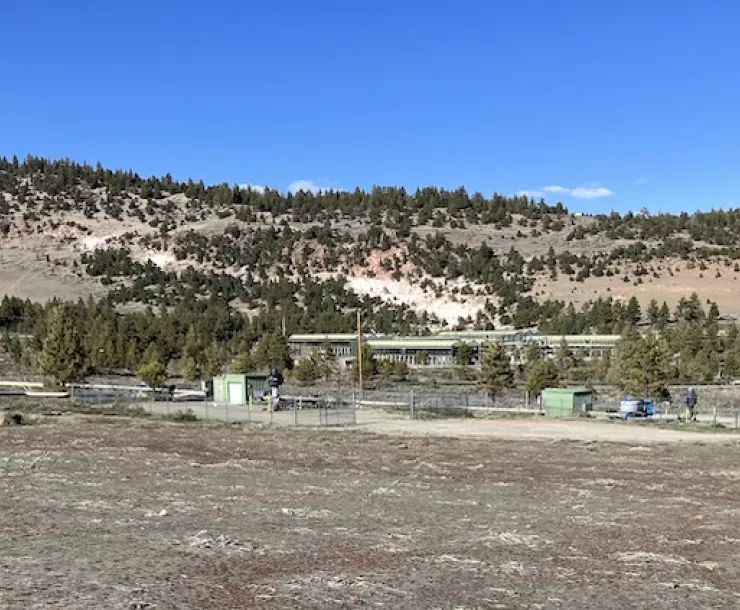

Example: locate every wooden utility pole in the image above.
[281,314,286,337]
[357,309,364,399]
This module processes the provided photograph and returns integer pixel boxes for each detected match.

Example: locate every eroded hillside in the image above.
[2,155,739,333]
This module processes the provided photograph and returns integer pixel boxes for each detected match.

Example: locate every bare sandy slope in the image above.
[0,249,105,302]
[534,259,740,314]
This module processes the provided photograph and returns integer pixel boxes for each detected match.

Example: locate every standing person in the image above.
[267,366,284,410]
[685,386,698,422]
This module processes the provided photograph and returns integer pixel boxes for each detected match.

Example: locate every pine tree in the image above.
[647,299,660,326]
[230,351,255,374]
[254,334,292,371]
[524,342,541,366]
[626,297,641,325]
[38,305,87,388]
[554,338,571,380]
[455,341,472,366]
[657,302,671,329]
[615,334,672,398]
[524,359,559,397]
[202,342,228,379]
[479,342,513,397]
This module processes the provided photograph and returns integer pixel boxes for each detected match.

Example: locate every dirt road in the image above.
[137,402,740,444]
[354,410,740,444]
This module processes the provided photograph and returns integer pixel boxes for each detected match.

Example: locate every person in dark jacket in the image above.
[685,387,698,422]
[267,367,284,410]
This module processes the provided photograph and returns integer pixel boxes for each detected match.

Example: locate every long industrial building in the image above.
[288,330,621,368]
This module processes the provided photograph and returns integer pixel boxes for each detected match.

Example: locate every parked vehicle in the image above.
[619,397,660,420]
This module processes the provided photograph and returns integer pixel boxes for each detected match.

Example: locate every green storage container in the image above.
[541,387,593,417]
[213,373,269,405]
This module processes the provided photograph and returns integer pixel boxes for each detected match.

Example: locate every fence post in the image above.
[409,390,415,419]
[249,395,253,412]
[268,395,273,425]
[735,406,739,429]
[205,400,209,420]
[294,401,298,426]
[225,402,229,424]
[352,395,357,425]
[714,403,718,428]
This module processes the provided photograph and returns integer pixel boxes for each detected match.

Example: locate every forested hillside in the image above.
[1,154,740,383]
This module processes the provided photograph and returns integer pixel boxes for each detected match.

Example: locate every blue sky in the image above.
[2,0,740,214]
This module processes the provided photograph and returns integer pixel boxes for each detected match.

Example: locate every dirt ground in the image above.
[4,416,740,609]
[355,409,740,444]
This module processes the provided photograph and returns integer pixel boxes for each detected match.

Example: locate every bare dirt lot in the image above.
[3,416,740,609]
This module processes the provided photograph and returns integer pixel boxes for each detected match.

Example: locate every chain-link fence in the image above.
[125,396,356,427]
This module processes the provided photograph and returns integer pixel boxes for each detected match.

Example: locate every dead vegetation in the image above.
[3,417,740,608]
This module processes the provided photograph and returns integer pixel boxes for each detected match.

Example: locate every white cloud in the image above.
[516,183,613,200]
[569,186,613,199]
[237,183,265,193]
[542,185,569,194]
[288,179,340,194]
[635,178,648,185]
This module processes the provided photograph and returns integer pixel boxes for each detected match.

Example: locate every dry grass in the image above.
[3,416,740,608]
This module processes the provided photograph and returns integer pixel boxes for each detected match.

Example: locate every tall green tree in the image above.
[647,299,660,326]
[455,341,472,366]
[38,305,88,388]
[230,350,255,374]
[479,342,513,397]
[525,359,559,397]
[614,334,672,398]
[254,334,292,371]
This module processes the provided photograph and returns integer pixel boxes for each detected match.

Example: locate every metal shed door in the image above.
[227,382,242,405]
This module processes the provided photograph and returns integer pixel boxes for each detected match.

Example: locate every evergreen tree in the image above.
[254,334,291,371]
[647,299,660,326]
[554,338,572,380]
[230,351,255,374]
[626,296,641,325]
[479,342,513,397]
[202,342,228,379]
[614,334,671,398]
[292,357,320,385]
[455,341,472,366]
[657,302,671,329]
[524,359,559,397]
[38,305,88,388]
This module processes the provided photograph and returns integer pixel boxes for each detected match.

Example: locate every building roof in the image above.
[542,387,593,394]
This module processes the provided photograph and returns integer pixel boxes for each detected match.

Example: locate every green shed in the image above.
[541,387,594,417]
[213,373,269,405]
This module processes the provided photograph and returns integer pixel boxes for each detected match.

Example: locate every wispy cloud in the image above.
[542,185,570,194]
[635,178,648,185]
[288,179,341,194]
[517,183,613,200]
[237,183,265,193]
[570,186,613,199]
